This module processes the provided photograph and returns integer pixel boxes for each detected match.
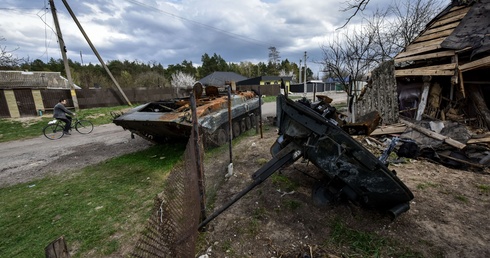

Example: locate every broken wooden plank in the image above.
[438,153,485,169]
[370,125,407,136]
[406,37,445,52]
[413,63,457,71]
[423,22,459,36]
[467,137,490,144]
[395,44,442,59]
[394,50,455,63]
[416,78,431,121]
[400,118,466,149]
[395,63,456,77]
[459,56,490,72]
[395,69,454,77]
[430,12,467,28]
[413,28,454,43]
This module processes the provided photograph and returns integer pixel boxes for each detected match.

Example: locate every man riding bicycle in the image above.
[53,98,76,135]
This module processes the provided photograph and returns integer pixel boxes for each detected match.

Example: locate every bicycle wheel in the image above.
[75,120,94,134]
[43,124,65,140]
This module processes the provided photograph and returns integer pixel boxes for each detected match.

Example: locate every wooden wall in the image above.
[353,60,399,125]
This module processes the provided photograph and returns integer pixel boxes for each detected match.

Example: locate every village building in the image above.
[394,0,490,130]
[0,70,79,117]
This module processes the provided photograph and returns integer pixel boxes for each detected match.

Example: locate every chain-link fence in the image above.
[131,125,204,258]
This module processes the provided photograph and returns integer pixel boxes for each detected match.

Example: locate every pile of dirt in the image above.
[199,125,490,257]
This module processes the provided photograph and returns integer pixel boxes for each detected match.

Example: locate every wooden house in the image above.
[0,71,77,118]
[395,0,490,130]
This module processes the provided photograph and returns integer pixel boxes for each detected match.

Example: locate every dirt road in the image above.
[0,123,152,188]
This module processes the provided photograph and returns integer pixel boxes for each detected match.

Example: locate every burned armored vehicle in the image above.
[113,83,261,147]
[199,94,414,229]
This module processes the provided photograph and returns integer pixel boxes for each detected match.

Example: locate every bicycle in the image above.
[43,116,94,140]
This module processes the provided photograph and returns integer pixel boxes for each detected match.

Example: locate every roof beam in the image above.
[394,50,455,63]
[395,63,456,77]
[459,56,490,72]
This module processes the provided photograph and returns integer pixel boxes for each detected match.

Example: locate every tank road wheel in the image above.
[245,116,252,130]
[215,128,228,146]
[232,121,241,138]
[240,119,247,133]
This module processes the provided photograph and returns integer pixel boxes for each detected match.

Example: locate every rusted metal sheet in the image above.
[342,111,381,135]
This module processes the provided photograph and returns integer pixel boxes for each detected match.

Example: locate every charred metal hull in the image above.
[113,91,260,146]
[275,94,414,217]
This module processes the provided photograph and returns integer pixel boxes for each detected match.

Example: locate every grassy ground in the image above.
[2,99,379,257]
[0,105,131,143]
[0,143,186,257]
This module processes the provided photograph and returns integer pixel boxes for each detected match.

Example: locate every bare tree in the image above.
[340,0,371,28]
[321,27,377,93]
[0,37,23,68]
[388,0,444,50]
[323,0,445,92]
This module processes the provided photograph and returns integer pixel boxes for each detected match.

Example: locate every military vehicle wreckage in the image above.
[113,83,261,147]
[199,93,414,228]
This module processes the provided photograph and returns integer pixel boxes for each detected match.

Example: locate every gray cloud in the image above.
[1,0,439,74]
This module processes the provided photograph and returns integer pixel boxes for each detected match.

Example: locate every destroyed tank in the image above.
[112,82,261,147]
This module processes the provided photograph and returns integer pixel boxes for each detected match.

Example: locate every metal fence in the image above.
[131,94,204,258]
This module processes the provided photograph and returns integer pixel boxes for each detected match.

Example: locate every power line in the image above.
[123,0,272,48]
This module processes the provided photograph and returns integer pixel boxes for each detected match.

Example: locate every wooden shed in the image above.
[395,0,490,130]
[0,71,74,118]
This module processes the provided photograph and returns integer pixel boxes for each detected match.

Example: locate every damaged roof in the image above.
[394,0,490,76]
[441,0,490,58]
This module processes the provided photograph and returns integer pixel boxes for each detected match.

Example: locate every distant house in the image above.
[290,79,340,93]
[199,71,248,87]
[237,75,292,96]
[0,70,80,118]
[394,0,490,129]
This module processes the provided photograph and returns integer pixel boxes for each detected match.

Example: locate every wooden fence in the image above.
[1,85,274,118]
[41,87,176,111]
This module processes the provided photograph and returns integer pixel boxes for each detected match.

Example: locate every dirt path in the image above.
[0,123,152,188]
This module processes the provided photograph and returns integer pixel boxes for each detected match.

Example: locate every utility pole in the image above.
[49,0,79,111]
[303,51,307,96]
[299,59,302,84]
[60,0,132,106]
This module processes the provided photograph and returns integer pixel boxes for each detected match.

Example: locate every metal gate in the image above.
[14,89,36,117]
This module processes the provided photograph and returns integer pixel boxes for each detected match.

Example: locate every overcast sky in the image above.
[0,0,447,76]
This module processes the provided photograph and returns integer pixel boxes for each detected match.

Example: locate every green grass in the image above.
[327,218,423,258]
[0,144,185,257]
[454,194,469,203]
[0,105,131,143]
[477,184,490,193]
[271,173,299,192]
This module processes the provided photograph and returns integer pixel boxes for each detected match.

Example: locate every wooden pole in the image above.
[49,0,79,111]
[227,86,233,164]
[60,0,132,106]
[190,92,206,223]
[416,76,431,121]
